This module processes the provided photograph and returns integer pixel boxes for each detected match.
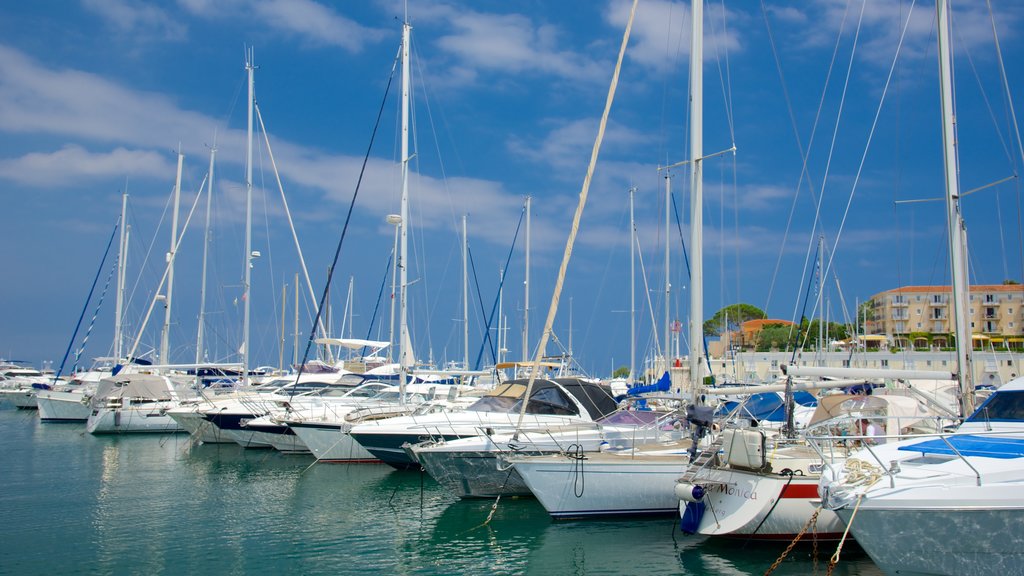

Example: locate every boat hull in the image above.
[289,422,377,462]
[35,390,91,422]
[691,467,845,540]
[417,448,533,498]
[514,452,689,519]
[87,406,184,434]
[835,484,1024,575]
[0,388,38,409]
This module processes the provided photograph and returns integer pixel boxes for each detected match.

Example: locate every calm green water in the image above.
[0,407,882,575]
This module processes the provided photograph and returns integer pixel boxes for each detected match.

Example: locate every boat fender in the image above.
[680,501,705,535]
[675,482,706,503]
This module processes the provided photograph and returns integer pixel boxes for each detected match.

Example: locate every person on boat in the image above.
[859,418,885,445]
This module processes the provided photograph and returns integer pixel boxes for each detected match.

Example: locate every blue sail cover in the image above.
[627,371,672,396]
[898,435,1024,459]
[719,392,786,422]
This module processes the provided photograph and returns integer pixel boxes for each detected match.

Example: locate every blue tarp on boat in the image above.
[627,371,671,396]
[898,435,1024,459]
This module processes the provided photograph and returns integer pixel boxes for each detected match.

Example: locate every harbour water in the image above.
[0,407,881,575]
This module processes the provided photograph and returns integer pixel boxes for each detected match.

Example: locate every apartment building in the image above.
[866,284,1024,348]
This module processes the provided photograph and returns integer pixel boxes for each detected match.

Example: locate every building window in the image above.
[917,323,922,328]
[881,359,889,367]
[927,360,932,366]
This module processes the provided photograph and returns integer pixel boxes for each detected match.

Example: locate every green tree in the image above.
[1004,279,1021,285]
[756,323,797,351]
[612,365,631,379]
[704,303,767,336]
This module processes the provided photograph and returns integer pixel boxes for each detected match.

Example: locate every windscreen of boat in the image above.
[597,410,662,426]
[466,381,579,416]
[967,390,1024,422]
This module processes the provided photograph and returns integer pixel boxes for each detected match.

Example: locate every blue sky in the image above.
[1,0,1023,377]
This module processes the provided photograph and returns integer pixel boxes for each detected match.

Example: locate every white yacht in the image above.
[86,373,192,434]
[414,408,681,499]
[348,378,617,470]
[816,378,1024,575]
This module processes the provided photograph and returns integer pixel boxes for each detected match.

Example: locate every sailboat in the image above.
[811,2,1024,573]
[675,0,1002,543]
[509,0,714,519]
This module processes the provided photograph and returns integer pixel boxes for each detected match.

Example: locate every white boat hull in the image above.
[167,408,236,443]
[36,390,91,421]
[691,467,845,540]
[0,388,38,409]
[289,423,377,462]
[87,405,184,434]
[514,451,690,518]
[837,502,1024,576]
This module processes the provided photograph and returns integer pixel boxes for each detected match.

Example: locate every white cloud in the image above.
[603,0,744,73]
[82,0,186,41]
[177,0,389,52]
[799,1,1018,67]
[0,145,172,186]
[411,3,608,85]
[508,118,647,173]
[0,45,222,150]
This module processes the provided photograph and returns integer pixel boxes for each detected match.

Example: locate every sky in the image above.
[1,0,1023,377]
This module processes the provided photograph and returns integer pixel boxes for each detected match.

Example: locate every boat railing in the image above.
[800,417,1015,488]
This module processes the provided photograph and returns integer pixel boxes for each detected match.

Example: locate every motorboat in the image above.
[86,373,193,434]
[348,377,618,470]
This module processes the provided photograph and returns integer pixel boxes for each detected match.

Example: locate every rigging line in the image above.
[411,36,460,235]
[473,204,525,371]
[708,0,736,144]
[254,103,330,343]
[800,0,868,331]
[54,217,119,383]
[362,250,393,358]
[985,0,1024,283]
[73,257,118,374]
[292,42,400,396]
[634,219,664,362]
[516,0,638,434]
[255,114,282,361]
[126,182,174,328]
[823,1,919,297]
[956,22,1012,281]
[125,171,209,361]
[669,191,713,376]
[790,241,821,360]
[760,0,849,314]
[467,245,497,367]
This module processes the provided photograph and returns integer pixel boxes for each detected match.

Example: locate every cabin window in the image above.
[527,387,578,416]
[967,391,1024,422]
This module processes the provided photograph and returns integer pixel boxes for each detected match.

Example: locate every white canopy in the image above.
[315,338,391,350]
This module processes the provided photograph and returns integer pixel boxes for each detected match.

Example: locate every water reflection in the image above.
[0,410,884,576]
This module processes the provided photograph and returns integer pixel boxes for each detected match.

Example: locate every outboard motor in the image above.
[686,403,715,460]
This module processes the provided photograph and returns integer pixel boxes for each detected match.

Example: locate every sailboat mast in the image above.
[524,196,531,362]
[936,0,974,416]
[293,272,299,368]
[114,190,128,361]
[161,150,184,367]
[629,187,636,381]
[664,173,672,373]
[688,0,704,400]
[462,213,469,369]
[399,21,412,399]
[242,49,255,386]
[196,145,215,371]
